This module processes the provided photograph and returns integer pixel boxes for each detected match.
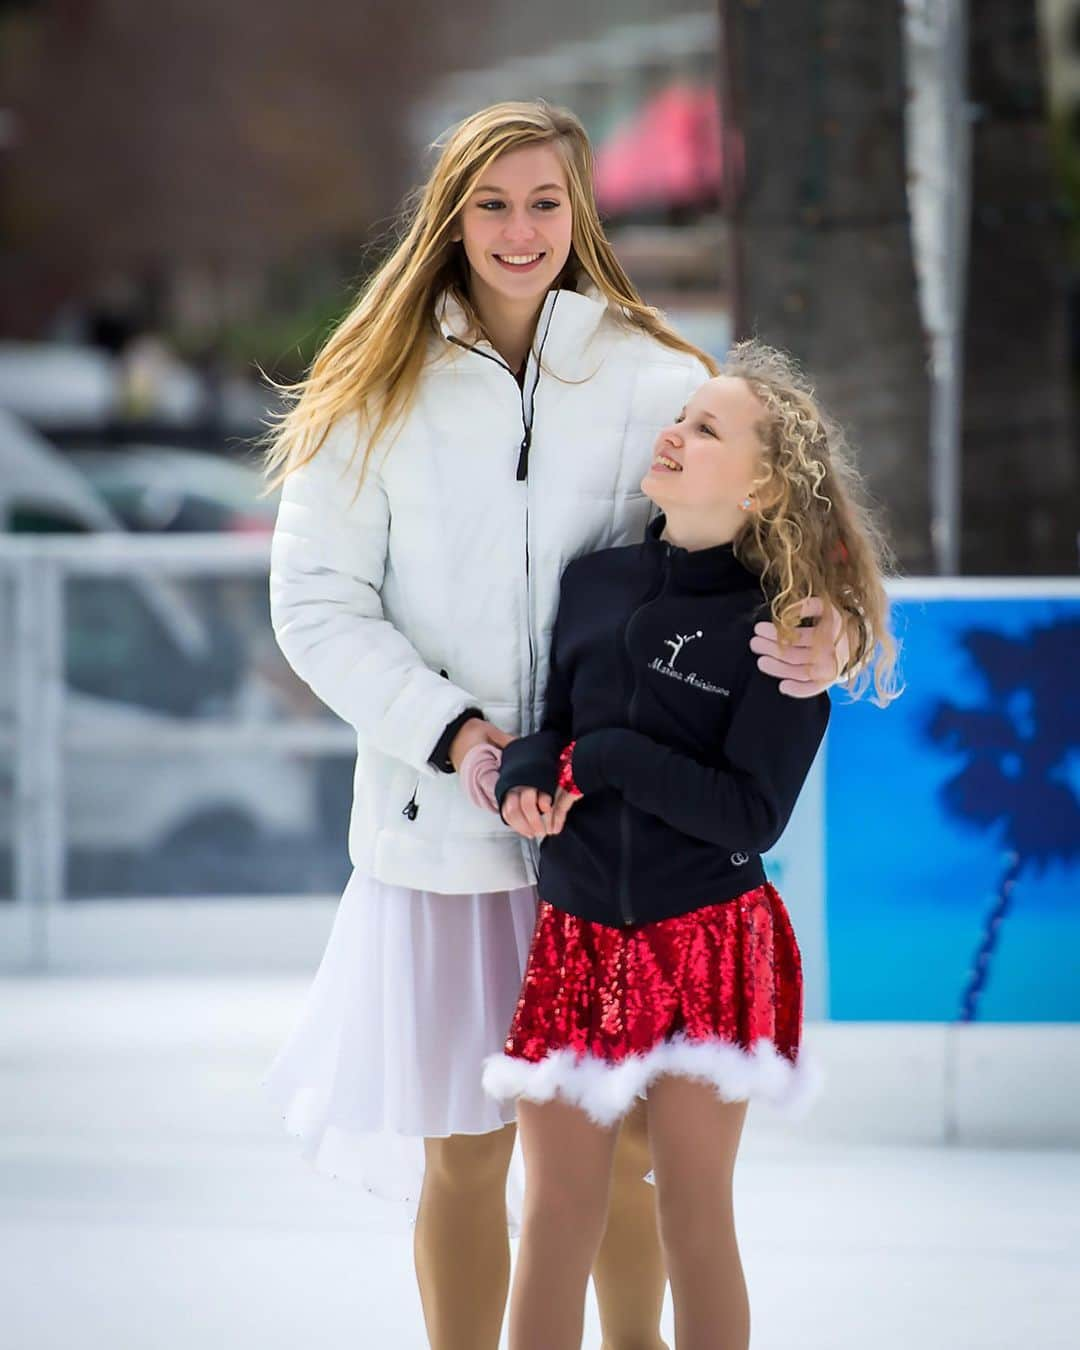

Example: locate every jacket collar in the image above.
[645,511,760,593]
[434,281,610,376]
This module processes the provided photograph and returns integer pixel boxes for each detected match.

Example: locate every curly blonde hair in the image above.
[724,340,902,707]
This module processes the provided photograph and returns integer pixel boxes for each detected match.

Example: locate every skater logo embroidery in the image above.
[649,628,730,696]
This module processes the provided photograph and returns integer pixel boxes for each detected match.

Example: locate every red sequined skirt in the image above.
[482,883,822,1126]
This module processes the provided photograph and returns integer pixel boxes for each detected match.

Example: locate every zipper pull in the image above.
[515,426,532,481]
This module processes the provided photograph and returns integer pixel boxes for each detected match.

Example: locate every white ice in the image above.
[2,975,1077,1350]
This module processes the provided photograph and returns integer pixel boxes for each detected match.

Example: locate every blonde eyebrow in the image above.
[473,183,565,194]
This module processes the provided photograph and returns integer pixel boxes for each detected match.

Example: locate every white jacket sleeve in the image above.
[269,414,482,778]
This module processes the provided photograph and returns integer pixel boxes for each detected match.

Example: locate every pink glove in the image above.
[459,742,503,813]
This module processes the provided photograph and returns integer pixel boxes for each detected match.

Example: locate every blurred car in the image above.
[0,411,334,897]
[0,405,119,532]
[0,342,116,431]
[67,446,278,534]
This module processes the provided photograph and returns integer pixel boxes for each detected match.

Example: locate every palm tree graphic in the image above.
[926,619,1079,1022]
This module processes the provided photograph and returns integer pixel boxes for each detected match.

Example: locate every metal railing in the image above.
[0,533,356,966]
[2,532,1076,974]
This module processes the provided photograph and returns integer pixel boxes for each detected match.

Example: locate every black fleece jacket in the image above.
[494,512,830,928]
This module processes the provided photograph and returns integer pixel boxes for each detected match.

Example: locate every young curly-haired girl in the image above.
[487,339,900,1350]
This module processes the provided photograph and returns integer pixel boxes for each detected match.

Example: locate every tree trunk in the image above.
[961,1,1078,574]
[719,0,933,572]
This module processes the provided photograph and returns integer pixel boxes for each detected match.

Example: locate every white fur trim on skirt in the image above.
[482,1033,825,1128]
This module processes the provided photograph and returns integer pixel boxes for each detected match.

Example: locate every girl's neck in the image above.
[660,507,742,553]
[469,279,548,374]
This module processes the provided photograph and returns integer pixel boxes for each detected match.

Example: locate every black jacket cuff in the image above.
[429,707,485,773]
[494,731,565,817]
[568,728,633,795]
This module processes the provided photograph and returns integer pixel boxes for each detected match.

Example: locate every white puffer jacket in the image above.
[270,284,710,893]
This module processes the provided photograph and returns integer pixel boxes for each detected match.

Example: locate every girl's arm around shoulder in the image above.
[750,596,852,698]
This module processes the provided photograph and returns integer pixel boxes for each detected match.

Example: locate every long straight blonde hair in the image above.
[261,100,718,489]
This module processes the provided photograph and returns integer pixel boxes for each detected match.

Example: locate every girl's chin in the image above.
[475,259,562,301]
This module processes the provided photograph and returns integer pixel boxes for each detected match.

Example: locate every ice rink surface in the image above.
[2,975,1078,1350]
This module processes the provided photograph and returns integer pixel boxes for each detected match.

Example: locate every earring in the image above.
[739,495,754,512]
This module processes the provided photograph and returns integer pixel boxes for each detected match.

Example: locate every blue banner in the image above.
[818,585,1080,1022]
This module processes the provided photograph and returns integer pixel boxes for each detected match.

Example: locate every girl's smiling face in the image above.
[453,144,573,307]
[644,376,767,535]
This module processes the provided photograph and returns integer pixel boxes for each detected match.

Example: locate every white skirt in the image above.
[261,867,538,1208]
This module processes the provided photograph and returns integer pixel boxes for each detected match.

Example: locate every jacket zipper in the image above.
[616,544,673,925]
[402,668,451,820]
[517,303,554,730]
[445,299,555,737]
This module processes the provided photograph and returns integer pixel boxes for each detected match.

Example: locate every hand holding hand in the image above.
[500,785,554,839]
[545,786,580,836]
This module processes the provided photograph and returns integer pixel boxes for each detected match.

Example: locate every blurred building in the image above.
[0,2,1075,571]
[0,0,725,360]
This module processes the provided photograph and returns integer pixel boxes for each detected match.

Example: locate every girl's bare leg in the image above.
[510,1096,620,1350]
[414,1122,518,1350]
[646,1076,750,1350]
[592,1095,671,1350]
